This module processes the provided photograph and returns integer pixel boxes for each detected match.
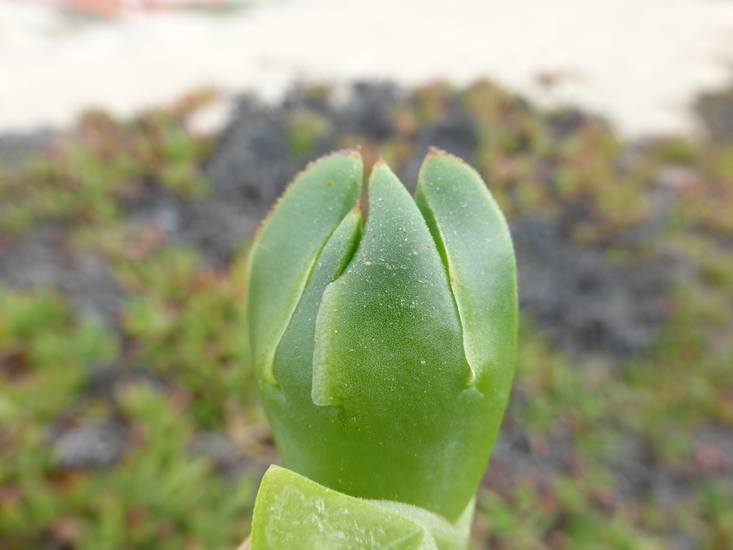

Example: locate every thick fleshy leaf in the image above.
[251,465,464,550]
[312,161,468,405]
[247,151,362,385]
[415,148,517,396]
[293,162,477,521]
[256,155,516,524]
[265,205,363,405]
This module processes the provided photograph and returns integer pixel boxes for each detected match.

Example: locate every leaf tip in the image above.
[425,146,466,165]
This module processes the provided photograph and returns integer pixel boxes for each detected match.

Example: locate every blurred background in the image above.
[1,0,733,548]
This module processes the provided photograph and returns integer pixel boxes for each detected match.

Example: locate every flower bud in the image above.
[247,149,517,522]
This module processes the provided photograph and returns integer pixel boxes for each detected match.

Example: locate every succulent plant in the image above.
[249,465,475,550]
[247,148,517,528]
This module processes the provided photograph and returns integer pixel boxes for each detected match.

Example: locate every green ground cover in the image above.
[1,82,731,549]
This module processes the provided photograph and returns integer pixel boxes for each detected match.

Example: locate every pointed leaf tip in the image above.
[312,159,465,409]
[415,153,517,393]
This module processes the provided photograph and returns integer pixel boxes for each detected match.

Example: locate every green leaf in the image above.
[255,153,517,524]
[247,151,363,384]
[313,160,470,406]
[415,147,517,393]
[251,465,472,550]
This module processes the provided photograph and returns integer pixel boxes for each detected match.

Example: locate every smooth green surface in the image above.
[415,149,517,454]
[416,149,517,390]
[251,151,517,523]
[246,151,363,385]
[251,465,474,550]
[251,465,430,550]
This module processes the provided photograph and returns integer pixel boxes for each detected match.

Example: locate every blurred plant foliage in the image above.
[0,91,212,235]
[1,81,732,549]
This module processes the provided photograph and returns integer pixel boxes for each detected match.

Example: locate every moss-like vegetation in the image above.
[1,81,731,549]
